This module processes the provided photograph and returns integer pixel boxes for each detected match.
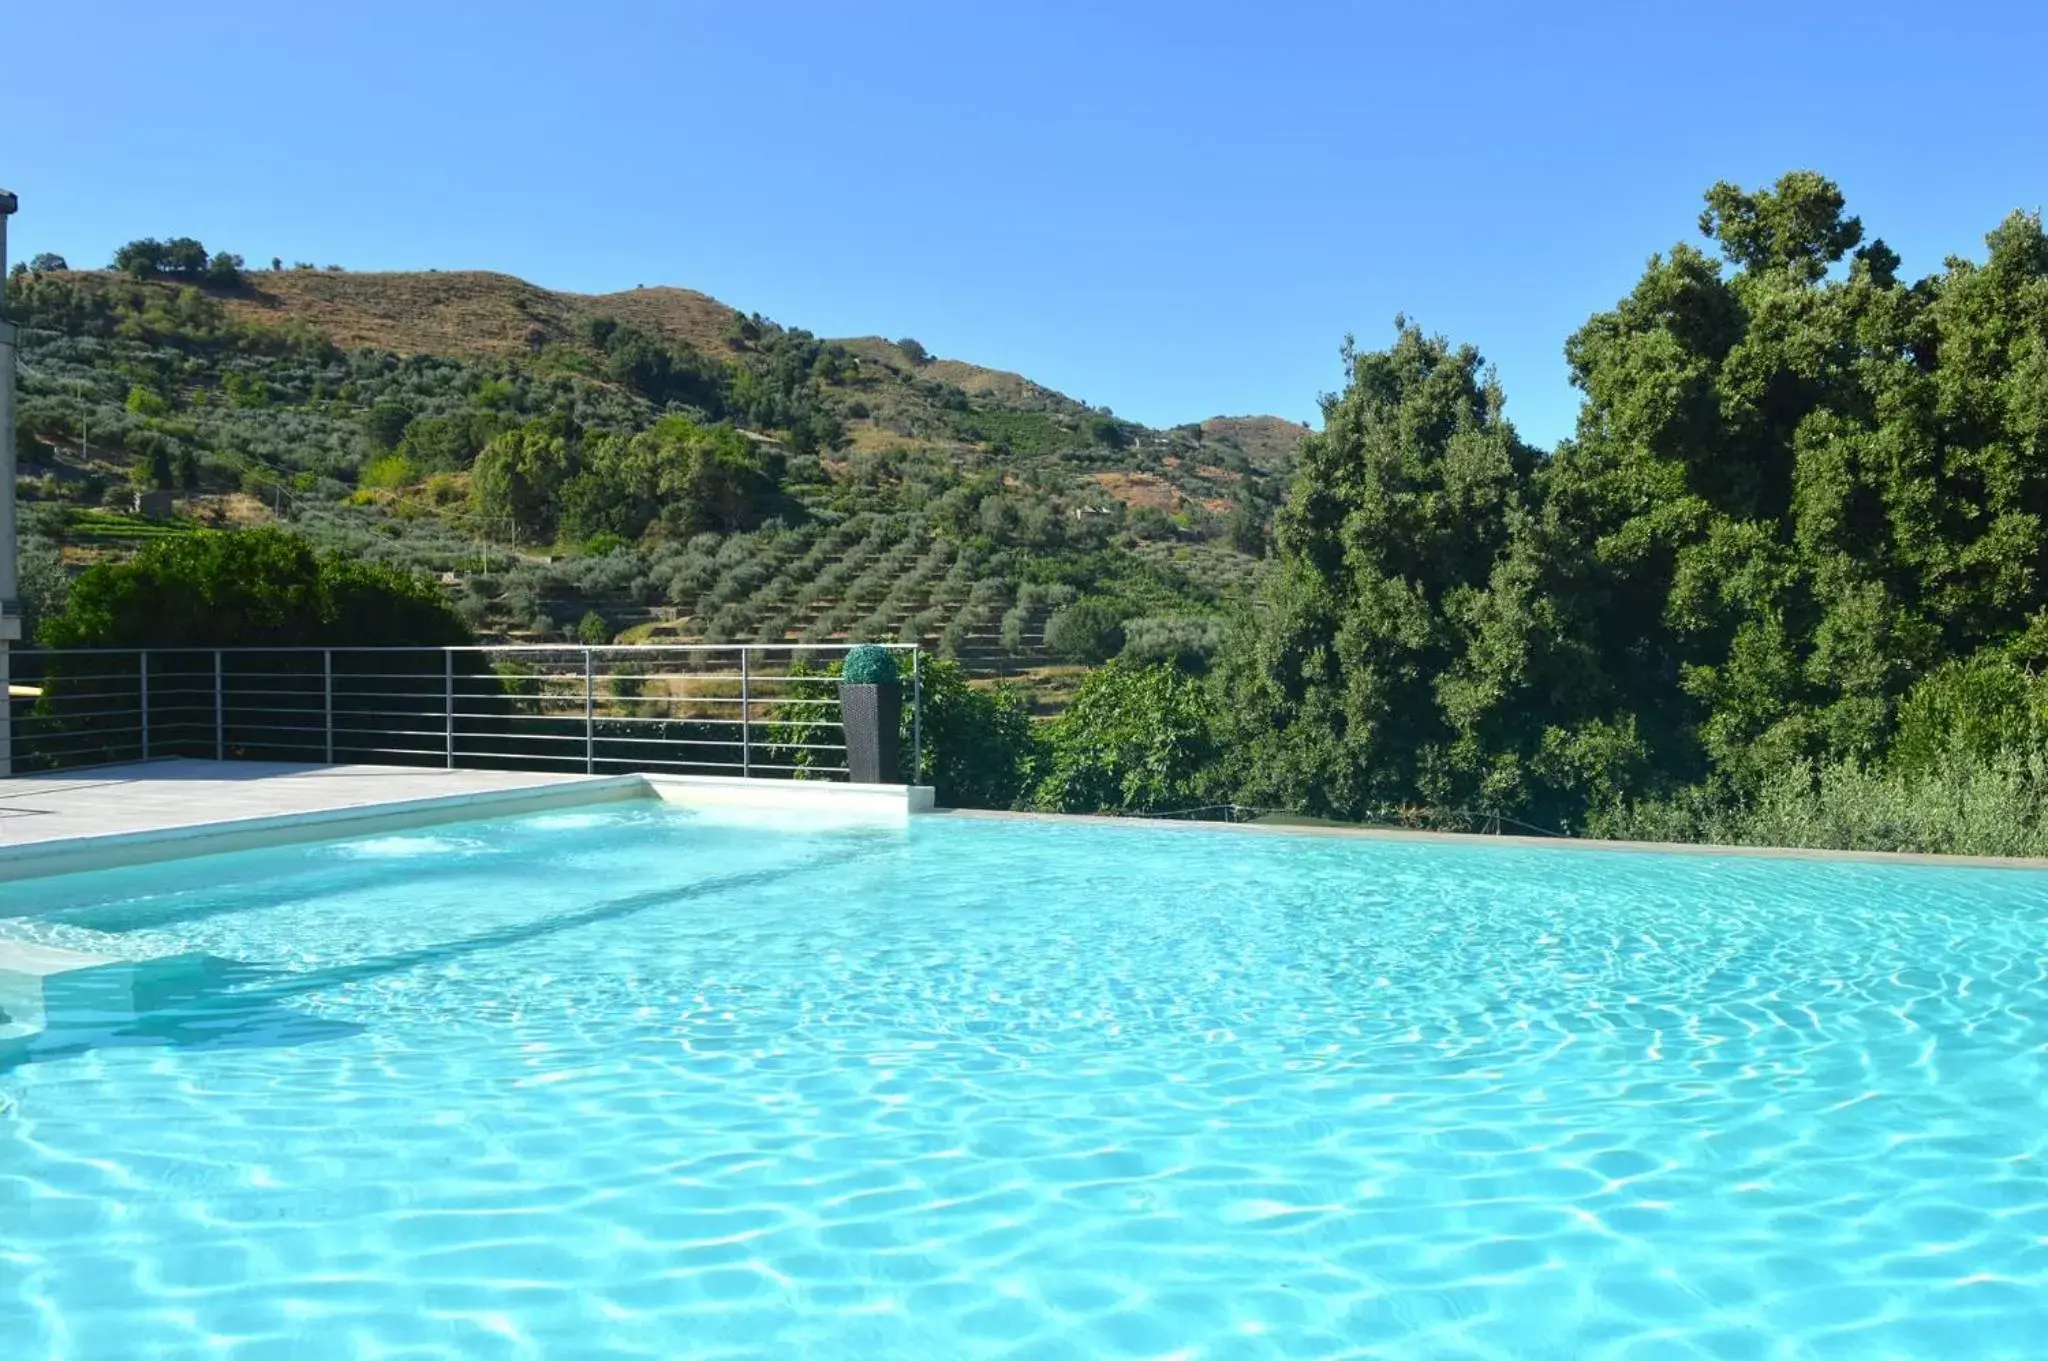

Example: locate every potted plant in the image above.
[838,644,901,784]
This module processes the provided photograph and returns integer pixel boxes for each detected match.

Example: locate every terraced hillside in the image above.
[8,256,1309,708]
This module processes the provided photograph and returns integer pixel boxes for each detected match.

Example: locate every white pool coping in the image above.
[0,760,935,882]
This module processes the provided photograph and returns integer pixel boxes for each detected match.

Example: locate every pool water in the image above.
[5,805,2048,1358]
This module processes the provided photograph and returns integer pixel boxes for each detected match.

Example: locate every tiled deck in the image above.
[0,760,610,850]
[0,760,933,882]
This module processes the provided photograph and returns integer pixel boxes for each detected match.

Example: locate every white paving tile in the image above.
[0,760,609,850]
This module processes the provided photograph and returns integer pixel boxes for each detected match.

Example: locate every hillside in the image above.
[7,257,1310,710]
[220,269,742,361]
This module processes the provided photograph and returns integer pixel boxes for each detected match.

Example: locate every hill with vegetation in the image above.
[7,251,1306,711]
[20,172,2046,857]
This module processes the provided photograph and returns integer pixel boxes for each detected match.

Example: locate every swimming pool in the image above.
[4,803,2046,1357]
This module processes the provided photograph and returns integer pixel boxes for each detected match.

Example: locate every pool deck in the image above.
[0,760,639,881]
[0,760,612,850]
[0,760,936,882]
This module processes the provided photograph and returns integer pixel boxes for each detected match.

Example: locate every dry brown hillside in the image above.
[220,272,1097,409]
[1202,415,1312,472]
[207,268,1308,457]
[218,269,740,357]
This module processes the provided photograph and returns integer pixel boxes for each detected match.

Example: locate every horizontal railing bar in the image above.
[18,705,147,719]
[18,727,148,744]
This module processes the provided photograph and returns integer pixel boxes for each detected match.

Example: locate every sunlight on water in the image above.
[325,834,489,859]
[5,807,2048,1358]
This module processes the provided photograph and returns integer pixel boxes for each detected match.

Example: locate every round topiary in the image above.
[842,643,900,685]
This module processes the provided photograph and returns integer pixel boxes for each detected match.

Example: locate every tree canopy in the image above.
[39,528,470,649]
[1222,172,2048,832]
[470,414,784,545]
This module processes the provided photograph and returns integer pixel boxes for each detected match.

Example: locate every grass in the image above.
[62,509,196,540]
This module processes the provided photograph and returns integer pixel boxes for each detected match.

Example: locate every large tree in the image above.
[1223,173,2048,828]
[1220,322,1564,821]
[1551,173,2048,793]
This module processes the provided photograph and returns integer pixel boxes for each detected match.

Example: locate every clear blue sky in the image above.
[5,1,2042,448]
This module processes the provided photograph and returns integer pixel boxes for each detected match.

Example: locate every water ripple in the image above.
[5,811,2048,1356]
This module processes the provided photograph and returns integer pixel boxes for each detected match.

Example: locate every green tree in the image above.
[129,434,175,491]
[17,534,69,644]
[1220,321,1549,821]
[1044,598,1128,663]
[916,657,1037,808]
[161,237,211,276]
[558,416,779,543]
[471,420,573,543]
[1035,662,1221,814]
[1223,175,2048,835]
[576,610,612,645]
[113,238,168,278]
[364,402,414,451]
[124,383,169,417]
[1225,502,1265,556]
[39,528,469,648]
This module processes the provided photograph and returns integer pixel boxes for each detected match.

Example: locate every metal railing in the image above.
[5,644,923,781]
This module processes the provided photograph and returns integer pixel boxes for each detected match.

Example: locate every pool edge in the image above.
[923,806,2048,871]
[0,772,939,883]
[0,777,652,882]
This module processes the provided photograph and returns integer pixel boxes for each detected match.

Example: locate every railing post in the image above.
[584,647,595,774]
[139,651,150,761]
[740,647,751,778]
[444,649,455,770]
[911,647,923,785]
[323,649,334,765]
[213,649,224,761]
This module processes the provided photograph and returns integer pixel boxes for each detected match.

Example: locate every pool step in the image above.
[0,939,225,1047]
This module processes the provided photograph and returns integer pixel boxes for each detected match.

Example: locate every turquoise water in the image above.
[4,805,2048,1358]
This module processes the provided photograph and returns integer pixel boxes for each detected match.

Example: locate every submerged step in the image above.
[0,939,226,1040]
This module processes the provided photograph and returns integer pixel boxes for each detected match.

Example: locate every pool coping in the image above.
[0,770,936,883]
[6,759,2043,879]
[923,807,2048,871]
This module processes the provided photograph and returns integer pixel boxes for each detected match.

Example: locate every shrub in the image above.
[1044,598,1128,663]
[1034,662,1221,814]
[1890,658,2048,778]
[843,643,899,684]
[359,454,418,490]
[38,527,469,648]
[1120,615,1223,672]
[1592,747,2048,859]
[916,658,1037,808]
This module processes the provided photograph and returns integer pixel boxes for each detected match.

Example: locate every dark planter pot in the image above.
[840,680,902,784]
